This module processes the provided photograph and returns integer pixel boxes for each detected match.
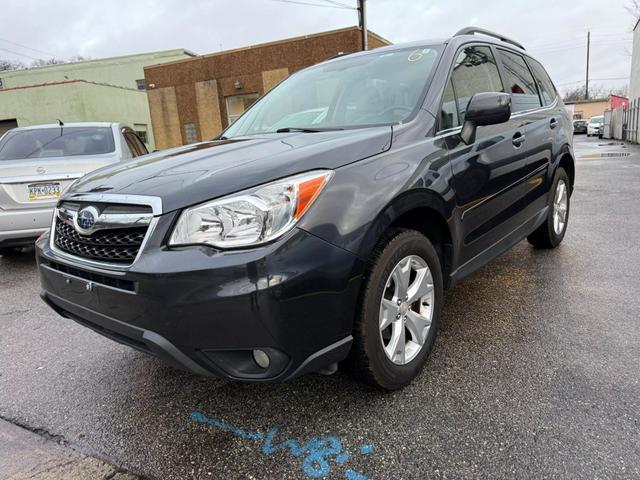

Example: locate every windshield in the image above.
[589,117,604,125]
[0,127,115,160]
[223,46,442,138]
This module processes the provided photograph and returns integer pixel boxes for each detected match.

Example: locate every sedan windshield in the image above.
[0,127,115,160]
[223,46,442,138]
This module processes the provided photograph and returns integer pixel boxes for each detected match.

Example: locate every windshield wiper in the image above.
[275,127,344,133]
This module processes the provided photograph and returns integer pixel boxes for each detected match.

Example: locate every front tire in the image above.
[348,229,443,390]
[527,167,570,249]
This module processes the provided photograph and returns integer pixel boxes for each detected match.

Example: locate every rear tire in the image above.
[347,229,443,390]
[527,167,570,249]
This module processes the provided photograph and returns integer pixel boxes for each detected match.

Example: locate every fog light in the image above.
[252,349,270,369]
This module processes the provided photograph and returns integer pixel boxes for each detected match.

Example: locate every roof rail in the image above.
[454,27,526,51]
[327,51,350,60]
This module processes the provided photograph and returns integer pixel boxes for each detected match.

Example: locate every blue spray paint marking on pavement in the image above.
[189,411,374,480]
[359,444,375,455]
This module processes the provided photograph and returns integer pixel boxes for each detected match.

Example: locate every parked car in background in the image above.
[587,115,604,136]
[572,119,587,134]
[0,122,148,256]
[37,28,574,390]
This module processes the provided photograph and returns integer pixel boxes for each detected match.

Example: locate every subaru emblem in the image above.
[75,206,99,234]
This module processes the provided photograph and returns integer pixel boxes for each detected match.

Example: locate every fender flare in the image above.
[356,189,453,260]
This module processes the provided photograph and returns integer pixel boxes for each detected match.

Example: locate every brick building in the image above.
[144,27,390,149]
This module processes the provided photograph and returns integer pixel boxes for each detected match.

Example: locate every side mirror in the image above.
[460,92,512,145]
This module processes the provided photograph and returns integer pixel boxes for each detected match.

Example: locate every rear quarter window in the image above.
[527,57,558,106]
[497,49,541,113]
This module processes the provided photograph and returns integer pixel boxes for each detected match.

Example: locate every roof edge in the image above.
[0,78,144,93]
[144,26,391,71]
[1,48,196,76]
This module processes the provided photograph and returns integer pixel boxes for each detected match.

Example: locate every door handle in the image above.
[550,118,559,129]
[512,132,526,147]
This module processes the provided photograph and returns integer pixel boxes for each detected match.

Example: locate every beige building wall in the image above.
[569,100,609,119]
[147,87,182,150]
[195,80,223,140]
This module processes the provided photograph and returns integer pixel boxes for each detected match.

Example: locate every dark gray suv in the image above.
[37,27,574,389]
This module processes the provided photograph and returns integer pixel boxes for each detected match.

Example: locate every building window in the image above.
[184,123,198,144]
[135,130,148,144]
[133,123,149,145]
[226,93,260,125]
[136,79,146,90]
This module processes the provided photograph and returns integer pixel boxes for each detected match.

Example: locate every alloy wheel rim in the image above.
[379,255,434,365]
[553,179,568,235]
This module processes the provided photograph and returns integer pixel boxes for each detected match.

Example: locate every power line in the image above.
[529,34,631,51]
[270,0,354,9]
[0,37,67,60]
[0,46,41,61]
[556,77,630,86]
[320,0,355,8]
[532,41,632,55]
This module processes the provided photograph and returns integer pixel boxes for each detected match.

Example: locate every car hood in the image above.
[70,127,392,213]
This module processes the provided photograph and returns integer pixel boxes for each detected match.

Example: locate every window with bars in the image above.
[184,123,198,144]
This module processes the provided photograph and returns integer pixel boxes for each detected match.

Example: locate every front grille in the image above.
[54,219,148,264]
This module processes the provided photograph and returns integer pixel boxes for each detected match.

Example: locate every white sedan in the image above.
[587,115,604,136]
[0,122,148,256]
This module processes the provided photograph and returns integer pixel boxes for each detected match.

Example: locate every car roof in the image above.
[322,27,531,66]
[11,122,121,131]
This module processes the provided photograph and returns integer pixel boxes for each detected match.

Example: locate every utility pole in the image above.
[585,30,590,100]
[357,0,368,51]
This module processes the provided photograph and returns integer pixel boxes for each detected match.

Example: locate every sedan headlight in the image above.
[169,170,333,248]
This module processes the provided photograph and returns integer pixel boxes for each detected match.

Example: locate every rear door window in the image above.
[527,57,558,106]
[442,45,504,129]
[0,127,115,160]
[497,49,541,112]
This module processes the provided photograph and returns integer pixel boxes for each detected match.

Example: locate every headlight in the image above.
[169,170,333,248]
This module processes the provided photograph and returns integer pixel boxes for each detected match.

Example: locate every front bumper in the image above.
[36,227,364,381]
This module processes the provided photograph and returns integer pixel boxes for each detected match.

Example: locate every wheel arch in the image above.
[558,146,575,193]
[358,190,454,287]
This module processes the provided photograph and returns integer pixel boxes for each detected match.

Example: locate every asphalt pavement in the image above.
[1,134,639,480]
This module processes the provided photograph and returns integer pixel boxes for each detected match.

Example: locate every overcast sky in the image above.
[1,0,635,96]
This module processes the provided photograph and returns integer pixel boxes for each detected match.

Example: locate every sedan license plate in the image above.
[28,182,61,200]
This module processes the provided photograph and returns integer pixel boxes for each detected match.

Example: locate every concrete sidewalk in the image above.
[0,418,139,480]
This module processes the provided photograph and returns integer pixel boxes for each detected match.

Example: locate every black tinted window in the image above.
[497,49,541,112]
[450,45,503,122]
[527,57,558,106]
[0,127,115,160]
